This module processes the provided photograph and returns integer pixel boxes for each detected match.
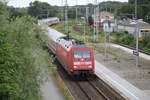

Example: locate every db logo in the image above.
[81,59,84,61]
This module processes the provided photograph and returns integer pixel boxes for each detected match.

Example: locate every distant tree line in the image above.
[8,1,59,19]
[117,0,150,22]
[28,1,59,19]
[8,1,127,20]
[65,1,125,19]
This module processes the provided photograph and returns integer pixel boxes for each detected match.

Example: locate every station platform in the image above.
[95,60,150,100]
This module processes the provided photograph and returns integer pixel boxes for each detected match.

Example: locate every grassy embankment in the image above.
[53,19,105,42]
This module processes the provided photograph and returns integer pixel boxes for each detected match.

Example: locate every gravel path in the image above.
[39,60,65,100]
[40,75,65,100]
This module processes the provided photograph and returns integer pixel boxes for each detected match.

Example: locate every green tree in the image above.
[0,2,45,100]
[117,4,134,19]
[28,1,58,19]
[8,7,28,19]
[120,34,135,46]
[118,0,150,22]
[68,8,76,19]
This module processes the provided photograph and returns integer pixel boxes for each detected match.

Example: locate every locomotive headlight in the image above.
[85,61,92,65]
[74,66,78,68]
[88,66,92,68]
[74,62,80,65]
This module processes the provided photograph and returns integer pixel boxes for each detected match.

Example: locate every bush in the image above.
[113,30,150,53]
[0,11,43,100]
[139,35,150,53]
[120,34,135,46]
[112,31,127,37]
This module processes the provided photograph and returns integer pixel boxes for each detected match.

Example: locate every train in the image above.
[38,17,59,26]
[46,28,95,76]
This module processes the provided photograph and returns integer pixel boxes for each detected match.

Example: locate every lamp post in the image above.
[76,0,78,23]
[134,0,139,82]
[103,19,111,60]
[96,5,100,41]
[93,2,96,42]
[93,0,99,42]
[84,17,86,42]
[64,0,68,34]
[86,7,89,24]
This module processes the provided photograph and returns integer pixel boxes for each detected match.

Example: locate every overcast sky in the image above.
[8,0,128,7]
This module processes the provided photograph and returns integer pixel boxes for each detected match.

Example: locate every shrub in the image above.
[121,34,135,46]
[0,15,43,100]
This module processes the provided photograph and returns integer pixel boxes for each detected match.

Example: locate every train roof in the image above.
[38,17,59,25]
[57,36,87,50]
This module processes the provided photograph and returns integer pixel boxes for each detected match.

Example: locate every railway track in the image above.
[57,62,126,100]
[76,79,108,100]
[46,44,126,100]
[58,67,107,100]
[87,79,109,100]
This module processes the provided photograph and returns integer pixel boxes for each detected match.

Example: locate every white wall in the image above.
[117,25,142,37]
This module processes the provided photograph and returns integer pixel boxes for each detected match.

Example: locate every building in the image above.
[99,11,115,23]
[140,27,150,37]
[116,20,150,37]
[92,11,115,28]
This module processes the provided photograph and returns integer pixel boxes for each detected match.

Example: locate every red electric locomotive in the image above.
[56,36,95,76]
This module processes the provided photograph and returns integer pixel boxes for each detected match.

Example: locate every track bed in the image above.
[57,63,126,100]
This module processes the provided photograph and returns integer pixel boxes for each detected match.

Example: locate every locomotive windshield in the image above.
[74,51,90,58]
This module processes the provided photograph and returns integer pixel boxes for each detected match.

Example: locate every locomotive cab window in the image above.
[74,51,91,58]
[83,51,90,58]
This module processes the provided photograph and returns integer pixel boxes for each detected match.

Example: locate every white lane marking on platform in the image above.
[110,43,150,60]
